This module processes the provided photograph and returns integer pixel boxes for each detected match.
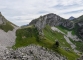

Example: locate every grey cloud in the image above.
[63,9,83,14]
[53,4,83,10]
[0,0,83,26]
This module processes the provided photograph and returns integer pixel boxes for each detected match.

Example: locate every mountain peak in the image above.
[0,12,17,32]
[47,13,55,15]
[69,16,75,20]
[29,13,74,30]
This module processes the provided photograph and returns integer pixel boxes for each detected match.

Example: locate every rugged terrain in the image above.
[0,12,18,56]
[30,13,74,30]
[0,45,67,60]
[0,12,83,60]
[73,15,83,39]
[14,13,83,60]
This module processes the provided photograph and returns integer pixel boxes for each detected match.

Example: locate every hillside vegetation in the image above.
[0,22,14,32]
[13,25,79,60]
[56,25,83,52]
[13,13,83,60]
[0,13,14,32]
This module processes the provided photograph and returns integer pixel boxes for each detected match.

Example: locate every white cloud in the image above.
[0,0,83,26]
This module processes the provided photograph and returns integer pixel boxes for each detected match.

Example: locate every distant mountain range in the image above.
[68,16,75,20]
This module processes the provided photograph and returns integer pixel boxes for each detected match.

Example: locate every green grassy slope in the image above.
[70,38,83,52]
[0,21,14,32]
[43,25,79,60]
[43,25,71,48]
[56,25,80,36]
[0,13,14,32]
[56,26,67,34]
[73,15,83,23]
[13,25,39,48]
[72,15,83,39]
[13,25,79,60]
[56,25,83,52]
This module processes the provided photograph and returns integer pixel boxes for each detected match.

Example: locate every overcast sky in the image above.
[0,0,83,26]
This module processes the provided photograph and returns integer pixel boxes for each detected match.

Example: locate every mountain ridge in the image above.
[29,13,75,39]
[0,12,18,56]
[0,12,83,60]
[29,13,74,30]
[29,13,83,40]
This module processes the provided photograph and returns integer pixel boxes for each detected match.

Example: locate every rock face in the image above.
[0,12,18,56]
[0,45,67,60]
[29,13,74,38]
[77,54,83,60]
[29,13,74,30]
[73,15,83,39]
[0,12,6,25]
[78,26,83,38]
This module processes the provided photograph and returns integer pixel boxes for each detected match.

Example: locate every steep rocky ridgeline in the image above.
[0,12,6,25]
[0,12,18,55]
[29,13,74,30]
[73,15,83,23]
[72,15,83,39]
[76,16,83,39]
[0,12,17,32]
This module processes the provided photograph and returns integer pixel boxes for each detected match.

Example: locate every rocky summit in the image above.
[29,13,83,39]
[29,13,74,30]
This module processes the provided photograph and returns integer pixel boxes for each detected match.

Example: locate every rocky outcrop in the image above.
[0,12,19,56]
[77,54,83,60]
[0,45,67,60]
[73,15,83,39]
[78,21,83,27]
[29,13,74,38]
[0,12,6,25]
[29,13,74,30]
[78,26,83,39]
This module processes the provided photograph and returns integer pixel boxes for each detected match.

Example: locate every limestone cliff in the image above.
[0,12,6,25]
[29,13,74,30]
[29,13,74,37]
